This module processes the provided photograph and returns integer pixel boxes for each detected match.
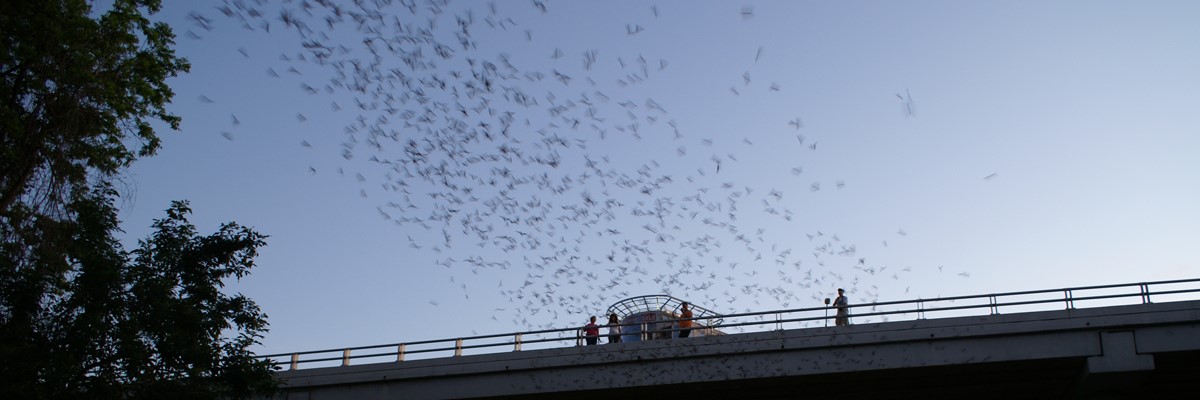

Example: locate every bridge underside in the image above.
[497,350,1199,399]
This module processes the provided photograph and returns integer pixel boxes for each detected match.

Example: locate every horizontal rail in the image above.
[259,277,1200,370]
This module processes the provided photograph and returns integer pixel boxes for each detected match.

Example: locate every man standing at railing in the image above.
[834,288,850,326]
[678,302,694,338]
[583,316,600,345]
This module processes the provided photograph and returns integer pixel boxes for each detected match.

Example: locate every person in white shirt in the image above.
[606,313,622,343]
[833,288,850,326]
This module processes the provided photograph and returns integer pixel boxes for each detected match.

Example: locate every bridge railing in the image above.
[258,277,1200,370]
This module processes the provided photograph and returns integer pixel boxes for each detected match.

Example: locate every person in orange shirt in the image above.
[678,302,694,338]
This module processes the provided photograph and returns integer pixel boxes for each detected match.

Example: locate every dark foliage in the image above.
[1,1,277,398]
[0,0,188,218]
[0,187,278,399]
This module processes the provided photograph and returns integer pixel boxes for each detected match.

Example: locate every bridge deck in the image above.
[275,299,1200,399]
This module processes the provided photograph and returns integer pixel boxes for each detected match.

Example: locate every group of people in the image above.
[581,290,850,346]
[580,312,619,343]
[581,302,695,346]
[580,314,619,346]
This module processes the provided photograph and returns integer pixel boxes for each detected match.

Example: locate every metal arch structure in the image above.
[604,294,724,326]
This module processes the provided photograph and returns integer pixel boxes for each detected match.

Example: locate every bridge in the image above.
[263,278,1200,398]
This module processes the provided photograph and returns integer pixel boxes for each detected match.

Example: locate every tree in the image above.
[1,185,278,399]
[1,0,277,398]
[0,0,188,218]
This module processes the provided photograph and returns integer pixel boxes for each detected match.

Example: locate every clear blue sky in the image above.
[119,1,1199,355]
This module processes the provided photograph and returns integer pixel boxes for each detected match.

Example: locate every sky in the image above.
[116,1,1199,358]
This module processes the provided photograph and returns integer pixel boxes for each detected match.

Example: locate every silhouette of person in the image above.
[583,316,600,345]
[606,313,622,344]
[678,302,694,338]
[833,288,850,326]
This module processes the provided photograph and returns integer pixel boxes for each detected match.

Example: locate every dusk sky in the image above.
[117,1,1199,358]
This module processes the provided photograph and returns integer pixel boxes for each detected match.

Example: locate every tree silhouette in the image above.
[1,1,276,398]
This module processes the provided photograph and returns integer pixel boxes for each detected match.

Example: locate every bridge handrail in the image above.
[258,277,1200,370]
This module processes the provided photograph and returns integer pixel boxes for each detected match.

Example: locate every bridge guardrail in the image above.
[258,277,1200,370]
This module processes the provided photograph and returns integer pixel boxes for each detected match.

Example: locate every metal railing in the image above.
[258,277,1200,370]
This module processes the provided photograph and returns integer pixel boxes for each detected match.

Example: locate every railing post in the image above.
[289,353,299,371]
[1064,289,1075,310]
[397,344,405,362]
[341,349,351,366]
[1141,283,1152,304]
[989,295,999,315]
[775,312,783,330]
[641,323,649,341]
[514,333,522,352]
[576,329,582,347]
[454,338,463,356]
[917,300,925,320]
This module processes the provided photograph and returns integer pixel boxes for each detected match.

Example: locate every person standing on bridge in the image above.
[583,316,600,345]
[833,288,850,326]
[678,302,694,338]
[607,313,622,344]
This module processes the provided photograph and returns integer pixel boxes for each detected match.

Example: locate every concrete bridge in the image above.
[269,280,1200,398]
